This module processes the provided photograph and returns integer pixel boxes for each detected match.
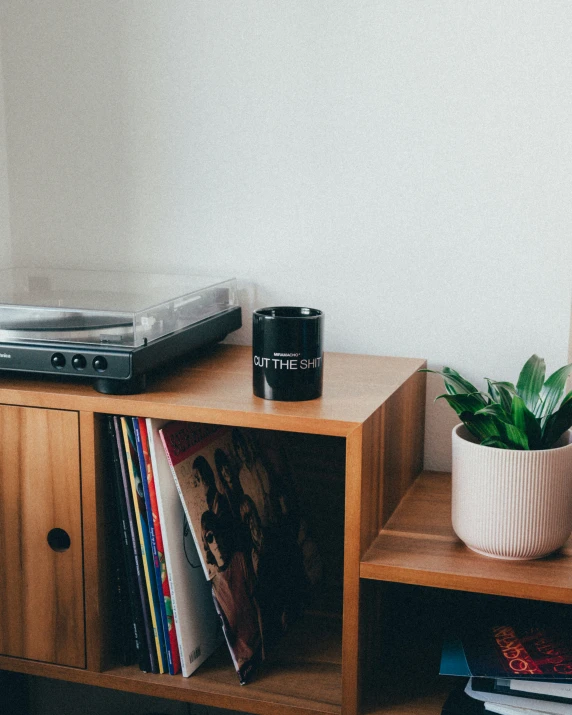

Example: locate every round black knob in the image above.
[92,356,108,372]
[71,354,87,370]
[47,528,71,552]
[51,353,66,369]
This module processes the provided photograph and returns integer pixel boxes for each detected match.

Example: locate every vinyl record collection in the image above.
[106,416,321,683]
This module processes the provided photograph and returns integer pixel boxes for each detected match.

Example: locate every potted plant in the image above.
[423,355,572,560]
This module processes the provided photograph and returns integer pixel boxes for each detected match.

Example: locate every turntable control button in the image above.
[51,353,66,369]
[71,354,87,370]
[92,356,108,372]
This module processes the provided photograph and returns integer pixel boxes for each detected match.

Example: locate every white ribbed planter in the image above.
[452,424,572,560]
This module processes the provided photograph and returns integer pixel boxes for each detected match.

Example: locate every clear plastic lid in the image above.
[0,268,238,347]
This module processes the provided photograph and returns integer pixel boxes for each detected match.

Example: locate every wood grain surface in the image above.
[0,404,85,667]
[361,472,572,603]
[0,614,342,715]
[0,346,426,437]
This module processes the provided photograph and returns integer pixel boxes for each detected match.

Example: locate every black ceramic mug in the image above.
[252,307,324,401]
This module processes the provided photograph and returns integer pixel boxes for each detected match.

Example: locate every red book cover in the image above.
[138,417,181,676]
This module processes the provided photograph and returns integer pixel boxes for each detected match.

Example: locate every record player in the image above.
[0,268,242,394]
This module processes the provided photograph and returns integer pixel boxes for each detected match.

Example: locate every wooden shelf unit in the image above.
[3,345,570,715]
[0,345,427,715]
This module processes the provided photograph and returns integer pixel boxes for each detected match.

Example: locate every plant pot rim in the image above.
[453,423,572,453]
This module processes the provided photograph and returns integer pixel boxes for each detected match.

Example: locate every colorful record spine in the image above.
[134,417,181,675]
[112,416,158,674]
[120,416,166,674]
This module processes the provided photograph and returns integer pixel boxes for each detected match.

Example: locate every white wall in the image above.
[1,1,571,470]
[0,27,11,267]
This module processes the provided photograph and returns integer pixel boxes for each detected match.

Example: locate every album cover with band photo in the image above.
[159,422,321,684]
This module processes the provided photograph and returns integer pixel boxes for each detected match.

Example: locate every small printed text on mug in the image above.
[254,354,322,370]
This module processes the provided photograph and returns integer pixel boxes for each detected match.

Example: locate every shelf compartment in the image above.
[82,422,347,714]
[360,472,572,603]
[0,615,342,715]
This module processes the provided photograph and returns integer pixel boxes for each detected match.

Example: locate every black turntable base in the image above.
[0,268,242,394]
[0,307,242,394]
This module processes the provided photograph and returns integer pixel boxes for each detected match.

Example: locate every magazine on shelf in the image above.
[146,418,223,678]
[441,624,572,715]
[159,422,321,684]
[466,678,571,715]
[441,622,572,680]
[471,677,572,705]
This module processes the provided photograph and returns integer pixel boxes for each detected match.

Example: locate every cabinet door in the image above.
[0,405,85,668]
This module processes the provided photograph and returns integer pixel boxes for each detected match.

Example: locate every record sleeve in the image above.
[159,423,320,684]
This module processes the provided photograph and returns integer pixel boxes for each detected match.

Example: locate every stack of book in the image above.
[440,622,572,715]
[107,416,322,684]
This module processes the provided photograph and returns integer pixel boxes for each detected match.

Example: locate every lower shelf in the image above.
[0,615,342,715]
[0,609,457,715]
[0,660,453,715]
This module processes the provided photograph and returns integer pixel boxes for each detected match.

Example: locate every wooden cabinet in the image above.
[0,405,84,668]
[4,344,538,715]
[3,346,567,715]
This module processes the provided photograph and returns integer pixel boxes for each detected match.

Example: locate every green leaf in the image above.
[535,362,572,420]
[460,412,503,442]
[510,394,526,432]
[516,355,545,413]
[435,392,489,416]
[475,403,512,423]
[441,366,482,396]
[420,367,487,404]
[541,399,572,449]
[485,380,514,414]
[487,381,517,394]
[505,396,532,449]
[474,399,530,449]
[513,395,542,449]
[502,425,529,449]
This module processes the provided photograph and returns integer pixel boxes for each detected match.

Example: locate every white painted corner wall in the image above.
[0,1,571,471]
